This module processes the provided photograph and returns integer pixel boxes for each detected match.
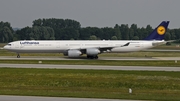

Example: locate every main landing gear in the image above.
[87,55,98,59]
[17,53,20,58]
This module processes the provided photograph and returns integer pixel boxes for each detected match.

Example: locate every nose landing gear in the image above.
[17,54,20,58]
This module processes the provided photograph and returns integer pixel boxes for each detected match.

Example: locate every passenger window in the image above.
[8,44,11,46]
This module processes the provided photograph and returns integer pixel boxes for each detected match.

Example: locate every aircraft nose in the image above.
[3,43,12,50]
[3,45,9,49]
[3,45,7,49]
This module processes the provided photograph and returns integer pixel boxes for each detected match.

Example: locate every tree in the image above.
[114,24,121,40]
[132,36,139,40]
[15,27,31,40]
[32,19,42,26]
[139,27,147,39]
[120,24,129,40]
[60,28,79,40]
[0,27,13,42]
[79,28,91,40]
[174,29,180,40]
[7,18,180,42]
[170,31,176,40]
[146,25,153,36]
[129,29,134,40]
[16,26,55,40]
[164,32,171,41]
[32,18,81,40]
[101,27,114,40]
[111,36,117,40]
[130,24,138,39]
[0,22,14,42]
[89,35,97,40]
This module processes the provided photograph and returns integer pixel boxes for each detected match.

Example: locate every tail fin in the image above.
[144,21,169,40]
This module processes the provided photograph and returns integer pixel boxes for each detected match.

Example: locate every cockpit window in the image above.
[7,44,11,46]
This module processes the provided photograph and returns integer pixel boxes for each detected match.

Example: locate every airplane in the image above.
[3,21,169,59]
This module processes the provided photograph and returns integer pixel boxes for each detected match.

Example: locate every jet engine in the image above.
[68,49,82,57]
[86,48,100,56]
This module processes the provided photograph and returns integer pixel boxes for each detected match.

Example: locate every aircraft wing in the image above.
[69,42,130,53]
[98,42,130,52]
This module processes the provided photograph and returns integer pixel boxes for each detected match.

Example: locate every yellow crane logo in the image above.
[157,26,166,35]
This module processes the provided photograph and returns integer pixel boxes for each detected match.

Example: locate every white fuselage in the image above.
[3,40,162,54]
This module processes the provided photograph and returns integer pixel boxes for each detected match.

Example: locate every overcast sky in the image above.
[0,0,179,29]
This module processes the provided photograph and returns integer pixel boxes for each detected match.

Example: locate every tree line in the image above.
[0,18,180,43]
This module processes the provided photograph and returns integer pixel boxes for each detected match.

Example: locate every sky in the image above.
[0,0,179,29]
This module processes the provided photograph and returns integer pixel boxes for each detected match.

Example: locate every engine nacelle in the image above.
[68,50,82,57]
[86,48,100,56]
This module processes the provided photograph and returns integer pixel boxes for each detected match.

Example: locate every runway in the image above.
[0,95,142,101]
[0,63,180,71]
[143,49,180,52]
[1,56,180,60]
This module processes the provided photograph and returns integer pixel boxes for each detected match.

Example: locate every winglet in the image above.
[121,42,130,47]
[144,21,169,40]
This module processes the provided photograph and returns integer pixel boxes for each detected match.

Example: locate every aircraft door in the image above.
[20,44,24,48]
[60,42,68,48]
[15,42,20,48]
[140,42,144,48]
[109,42,114,47]
[56,42,60,48]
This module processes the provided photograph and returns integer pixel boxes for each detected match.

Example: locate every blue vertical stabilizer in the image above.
[144,21,169,40]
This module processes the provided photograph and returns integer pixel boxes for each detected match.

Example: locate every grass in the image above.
[0,43,6,47]
[152,43,180,50]
[99,51,180,57]
[0,68,180,101]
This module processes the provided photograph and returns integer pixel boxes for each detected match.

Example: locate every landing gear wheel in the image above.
[95,55,98,59]
[17,54,20,58]
[87,55,91,59]
[87,55,98,59]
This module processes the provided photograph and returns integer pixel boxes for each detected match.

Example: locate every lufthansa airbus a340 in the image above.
[4,21,169,59]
